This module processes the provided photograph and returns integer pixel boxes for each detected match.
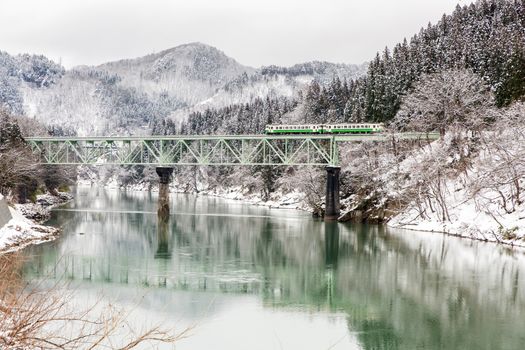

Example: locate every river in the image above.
[22,186,525,349]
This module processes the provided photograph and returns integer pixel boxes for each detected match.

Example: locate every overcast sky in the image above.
[0,0,469,68]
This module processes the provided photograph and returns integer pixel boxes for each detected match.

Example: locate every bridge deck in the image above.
[26,132,438,142]
[26,132,439,166]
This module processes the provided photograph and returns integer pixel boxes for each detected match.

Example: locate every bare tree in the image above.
[467,102,525,216]
[0,253,191,349]
[392,69,495,136]
[0,145,39,198]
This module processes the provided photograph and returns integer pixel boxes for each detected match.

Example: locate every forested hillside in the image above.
[176,0,524,136]
[302,0,525,123]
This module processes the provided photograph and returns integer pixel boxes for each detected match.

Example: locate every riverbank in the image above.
[0,192,72,253]
[84,177,525,249]
[88,178,314,212]
[388,192,525,248]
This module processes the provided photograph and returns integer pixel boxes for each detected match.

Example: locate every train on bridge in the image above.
[265,123,385,134]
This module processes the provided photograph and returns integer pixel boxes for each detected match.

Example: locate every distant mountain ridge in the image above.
[97,43,256,105]
[0,42,366,135]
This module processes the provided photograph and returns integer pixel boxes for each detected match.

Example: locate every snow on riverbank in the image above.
[0,207,59,253]
[387,124,525,248]
[389,195,525,247]
[0,193,72,253]
[87,176,313,212]
[193,186,310,211]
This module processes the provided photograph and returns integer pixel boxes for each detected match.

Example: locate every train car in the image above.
[265,123,384,134]
[265,124,322,134]
[322,123,384,134]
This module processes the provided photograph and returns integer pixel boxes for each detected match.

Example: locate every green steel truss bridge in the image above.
[26,133,438,167]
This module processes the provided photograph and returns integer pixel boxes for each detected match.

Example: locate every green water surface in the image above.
[23,187,525,350]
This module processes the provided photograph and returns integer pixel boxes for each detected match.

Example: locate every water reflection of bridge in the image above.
[25,198,525,350]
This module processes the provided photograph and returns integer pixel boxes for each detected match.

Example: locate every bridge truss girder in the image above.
[26,136,341,166]
[26,133,439,167]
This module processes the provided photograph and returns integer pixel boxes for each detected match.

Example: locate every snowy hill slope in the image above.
[97,42,256,105]
[0,43,366,135]
[196,61,367,110]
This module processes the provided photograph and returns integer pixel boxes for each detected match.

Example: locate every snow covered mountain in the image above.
[195,61,366,109]
[0,43,366,135]
[97,43,256,105]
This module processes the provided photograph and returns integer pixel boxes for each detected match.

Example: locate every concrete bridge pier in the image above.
[156,167,174,218]
[324,166,341,221]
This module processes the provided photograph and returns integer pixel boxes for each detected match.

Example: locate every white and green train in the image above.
[265,123,385,134]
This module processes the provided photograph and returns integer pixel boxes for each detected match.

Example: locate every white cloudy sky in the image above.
[0,0,468,68]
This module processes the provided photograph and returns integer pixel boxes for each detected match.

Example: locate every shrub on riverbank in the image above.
[0,253,190,349]
[0,110,75,205]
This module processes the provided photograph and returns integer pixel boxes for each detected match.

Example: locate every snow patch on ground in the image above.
[0,193,72,253]
[386,128,525,248]
[197,186,310,211]
[0,206,59,253]
[389,198,525,247]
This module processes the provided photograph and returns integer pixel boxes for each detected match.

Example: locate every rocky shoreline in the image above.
[0,192,72,253]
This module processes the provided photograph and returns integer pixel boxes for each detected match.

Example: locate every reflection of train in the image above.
[265,123,385,134]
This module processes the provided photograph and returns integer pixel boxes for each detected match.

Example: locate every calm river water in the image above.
[23,187,525,349]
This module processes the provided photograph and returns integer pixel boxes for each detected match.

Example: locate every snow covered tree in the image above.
[17,54,65,88]
[393,69,495,136]
[297,0,525,124]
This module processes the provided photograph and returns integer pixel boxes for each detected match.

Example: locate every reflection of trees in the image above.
[24,188,525,350]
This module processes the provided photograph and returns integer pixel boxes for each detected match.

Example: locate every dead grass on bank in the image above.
[0,253,191,349]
